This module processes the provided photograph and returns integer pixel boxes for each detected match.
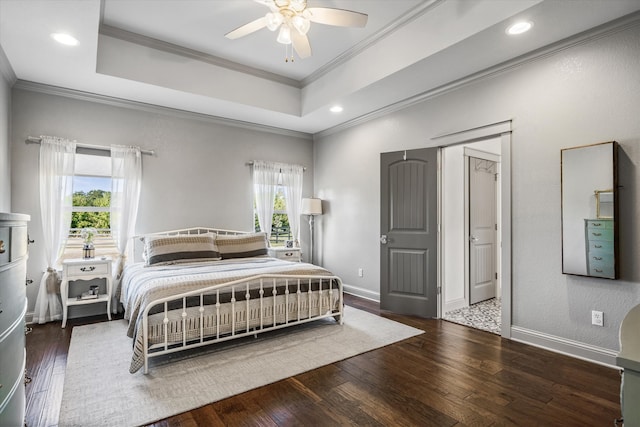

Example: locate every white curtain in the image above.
[111,145,142,297]
[281,163,304,246]
[253,160,280,240]
[33,136,76,324]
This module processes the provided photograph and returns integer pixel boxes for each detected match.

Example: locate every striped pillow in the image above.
[144,233,221,266]
[217,232,269,259]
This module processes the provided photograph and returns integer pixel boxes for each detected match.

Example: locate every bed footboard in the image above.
[138,274,343,374]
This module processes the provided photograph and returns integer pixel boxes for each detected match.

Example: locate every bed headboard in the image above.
[129,227,249,263]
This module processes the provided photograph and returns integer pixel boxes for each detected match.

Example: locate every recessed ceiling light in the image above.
[506,21,533,35]
[51,33,79,46]
[330,105,343,113]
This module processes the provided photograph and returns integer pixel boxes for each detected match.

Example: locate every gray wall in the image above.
[314,22,640,352]
[0,54,10,212]
[10,88,314,316]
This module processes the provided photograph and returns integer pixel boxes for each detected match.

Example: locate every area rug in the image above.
[59,305,423,427]
[443,297,501,334]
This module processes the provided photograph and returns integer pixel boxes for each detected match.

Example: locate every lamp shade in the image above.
[302,198,322,215]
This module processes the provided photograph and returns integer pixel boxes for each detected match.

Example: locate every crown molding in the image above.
[100,2,439,91]
[0,43,17,86]
[314,11,640,140]
[301,0,445,87]
[13,80,313,140]
[99,24,302,89]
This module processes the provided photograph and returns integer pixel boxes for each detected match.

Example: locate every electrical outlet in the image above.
[358,268,364,278]
[591,310,604,326]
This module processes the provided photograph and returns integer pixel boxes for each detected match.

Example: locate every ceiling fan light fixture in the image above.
[277,25,292,44]
[265,12,283,31]
[292,15,310,35]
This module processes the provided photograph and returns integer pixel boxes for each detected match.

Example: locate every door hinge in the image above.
[495,173,498,181]
[495,272,498,279]
[495,223,498,231]
[437,286,442,295]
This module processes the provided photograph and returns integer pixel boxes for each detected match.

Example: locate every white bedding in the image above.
[119,257,338,373]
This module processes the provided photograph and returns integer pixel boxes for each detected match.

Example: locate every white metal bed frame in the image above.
[127,227,344,374]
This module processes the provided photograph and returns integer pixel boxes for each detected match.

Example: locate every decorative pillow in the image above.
[216,232,269,259]
[144,233,221,266]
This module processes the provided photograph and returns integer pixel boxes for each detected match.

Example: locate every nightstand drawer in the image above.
[277,251,299,260]
[66,262,110,277]
[268,248,301,262]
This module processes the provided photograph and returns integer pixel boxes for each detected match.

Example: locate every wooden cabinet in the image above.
[268,247,301,262]
[584,219,614,278]
[61,257,112,328]
[0,212,30,427]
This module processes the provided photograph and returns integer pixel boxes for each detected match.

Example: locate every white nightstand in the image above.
[268,247,301,262]
[61,257,112,328]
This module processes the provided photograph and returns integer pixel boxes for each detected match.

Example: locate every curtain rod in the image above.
[246,160,306,171]
[25,136,155,156]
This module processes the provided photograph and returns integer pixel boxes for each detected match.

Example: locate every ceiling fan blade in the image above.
[225,16,268,40]
[305,7,368,28]
[291,31,312,58]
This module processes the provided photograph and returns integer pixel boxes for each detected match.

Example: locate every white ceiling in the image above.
[2,0,640,135]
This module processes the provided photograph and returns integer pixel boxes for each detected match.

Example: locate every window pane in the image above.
[70,212,110,232]
[72,175,111,230]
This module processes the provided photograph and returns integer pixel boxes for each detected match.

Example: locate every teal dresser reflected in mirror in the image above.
[584,218,614,278]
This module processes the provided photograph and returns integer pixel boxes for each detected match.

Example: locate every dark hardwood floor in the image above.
[25,294,622,426]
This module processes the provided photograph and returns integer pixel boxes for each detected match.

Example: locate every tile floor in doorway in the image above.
[443,298,501,335]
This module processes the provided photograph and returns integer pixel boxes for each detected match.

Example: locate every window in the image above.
[254,186,292,247]
[64,153,118,259]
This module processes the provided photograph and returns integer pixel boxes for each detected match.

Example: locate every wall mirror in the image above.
[561,141,618,279]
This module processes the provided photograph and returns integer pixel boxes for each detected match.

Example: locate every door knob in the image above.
[469,235,479,242]
[380,235,388,244]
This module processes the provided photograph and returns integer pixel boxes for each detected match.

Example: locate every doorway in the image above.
[378,121,512,337]
[441,138,503,334]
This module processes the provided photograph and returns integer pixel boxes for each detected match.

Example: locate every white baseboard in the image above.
[511,326,619,369]
[25,311,34,325]
[342,283,380,303]
[444,297,467,313]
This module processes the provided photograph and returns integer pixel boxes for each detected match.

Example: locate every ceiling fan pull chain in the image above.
[284,44,294,63]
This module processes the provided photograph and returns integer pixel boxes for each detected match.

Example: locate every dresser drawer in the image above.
[586,228,613,242]
[0,314,26,406]
[587,240,614,254]
[0,227,9,265]
[65,262,110,277]
[588,254,614,268]
[588,264,615,278]
[0,262,27,333]
[0,369,25,427]
[10,225,27,262]
[585,220,613,230]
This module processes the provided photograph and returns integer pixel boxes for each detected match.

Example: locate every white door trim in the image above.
[432,120,512,339]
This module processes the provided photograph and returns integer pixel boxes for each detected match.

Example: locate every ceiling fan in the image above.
[225,0,368,60]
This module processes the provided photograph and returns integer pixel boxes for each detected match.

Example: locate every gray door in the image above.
[380,148,438,318]
[469,157,497,304]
